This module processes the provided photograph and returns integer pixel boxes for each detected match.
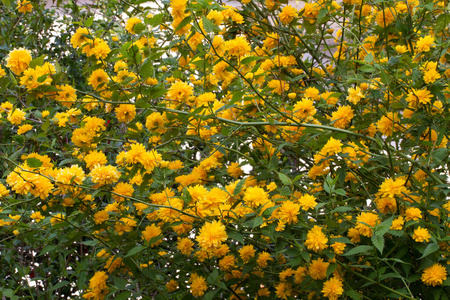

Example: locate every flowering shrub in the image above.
[0,0,449,299]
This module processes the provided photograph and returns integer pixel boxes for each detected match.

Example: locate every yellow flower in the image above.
[112,182,134,202]
[406,88,432,108]
[309,258,329,280]
[405,207,422,221]
[88,69,109,90]
[257,251,273,268]
[54,84,77,107]
[224,36,251,57]
[84,150,107,170]
[421,263,447,286]
[50,213,65,225]
[177,237,194,255]
[278,201,301,224]
[416,35,435,53]
[279,5,298,24]
[390,216,405,230]
[17,124,32,135]
[219,255,236,271]
[93,210,109,224]
[0,183,9,197]
[347,86,364,104]
[6,48,32,75]
[166,279,179,292]
[322,277,344,300]
[412,226,430,242]
[17,0,33,13]
[331,242,346,255]
[196,220,228,251]
[7,109,26,125]
[330,105,354,129]
[56,165,86,192]
[375,7,396,27]
[355,212,379,237]
[115,104,136,123]
[189,274,207,297]
[239,245,256,262]
[167,81,193,103]
[83,271,109,300]
[321,137,343,156]
[41,110,50,118]
[125,17,142,34]
[30,211,45,222]
[89,165,120,186]
[376,112,400,136]
[275,282,292,299]
[395,45,408,54]
[142,224,162,246]
[207,10,224,25]
[115,217,137,235]
[305,225,328,253]
[71,27,91,48]
[293,97,316,120]
[298,194,317,210]
[243,186,269,208]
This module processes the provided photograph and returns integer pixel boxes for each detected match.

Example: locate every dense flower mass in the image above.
[1,0,449,299]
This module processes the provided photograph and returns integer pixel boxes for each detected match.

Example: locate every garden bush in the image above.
[0,0,449,299]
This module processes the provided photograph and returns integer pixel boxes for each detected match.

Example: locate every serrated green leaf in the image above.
[125,245,146,258]
[50,281,70,292]
[364,53,374,64]
[27,157,43,168]
[277,172,292,186]
[233,179,246,196]
[372,234,384,254]
[133,23,146,34]
[140,58,154,79]
[317,8,328,24]
[147,13,164,27]
[240,56,260,65]
[84,16,94,27]
[343,245,374,256]
[228,231,244,244]
[419,243,440,259]
[253,216,264,228]
[201,16,220,33]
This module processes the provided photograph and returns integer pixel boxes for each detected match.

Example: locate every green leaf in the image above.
[419,243,440,259]
[114,276,128,289]
[277,172,292,186]
[175,16,192,33]
[317,8,328,24]
[240,56,261,65]
[29,55,46,68]
[147,13,164,27]
[125,245,146,258]
[115,291,132,300]
[359,65,376,73]
[133,23,146,34]
[364,53,374,64]
[50,281,70,292]
[203,290,218,300]
[201,16,220,33]
[343,245,374,256]
[84,16,94,27]
[233,179,246,196]
[140,58,154,79]
[228,231,244,244]
[371,234,384,254]
[27,157,43,168]
[253,216,264,228]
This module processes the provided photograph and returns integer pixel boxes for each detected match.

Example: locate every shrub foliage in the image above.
[0,0,449,299]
